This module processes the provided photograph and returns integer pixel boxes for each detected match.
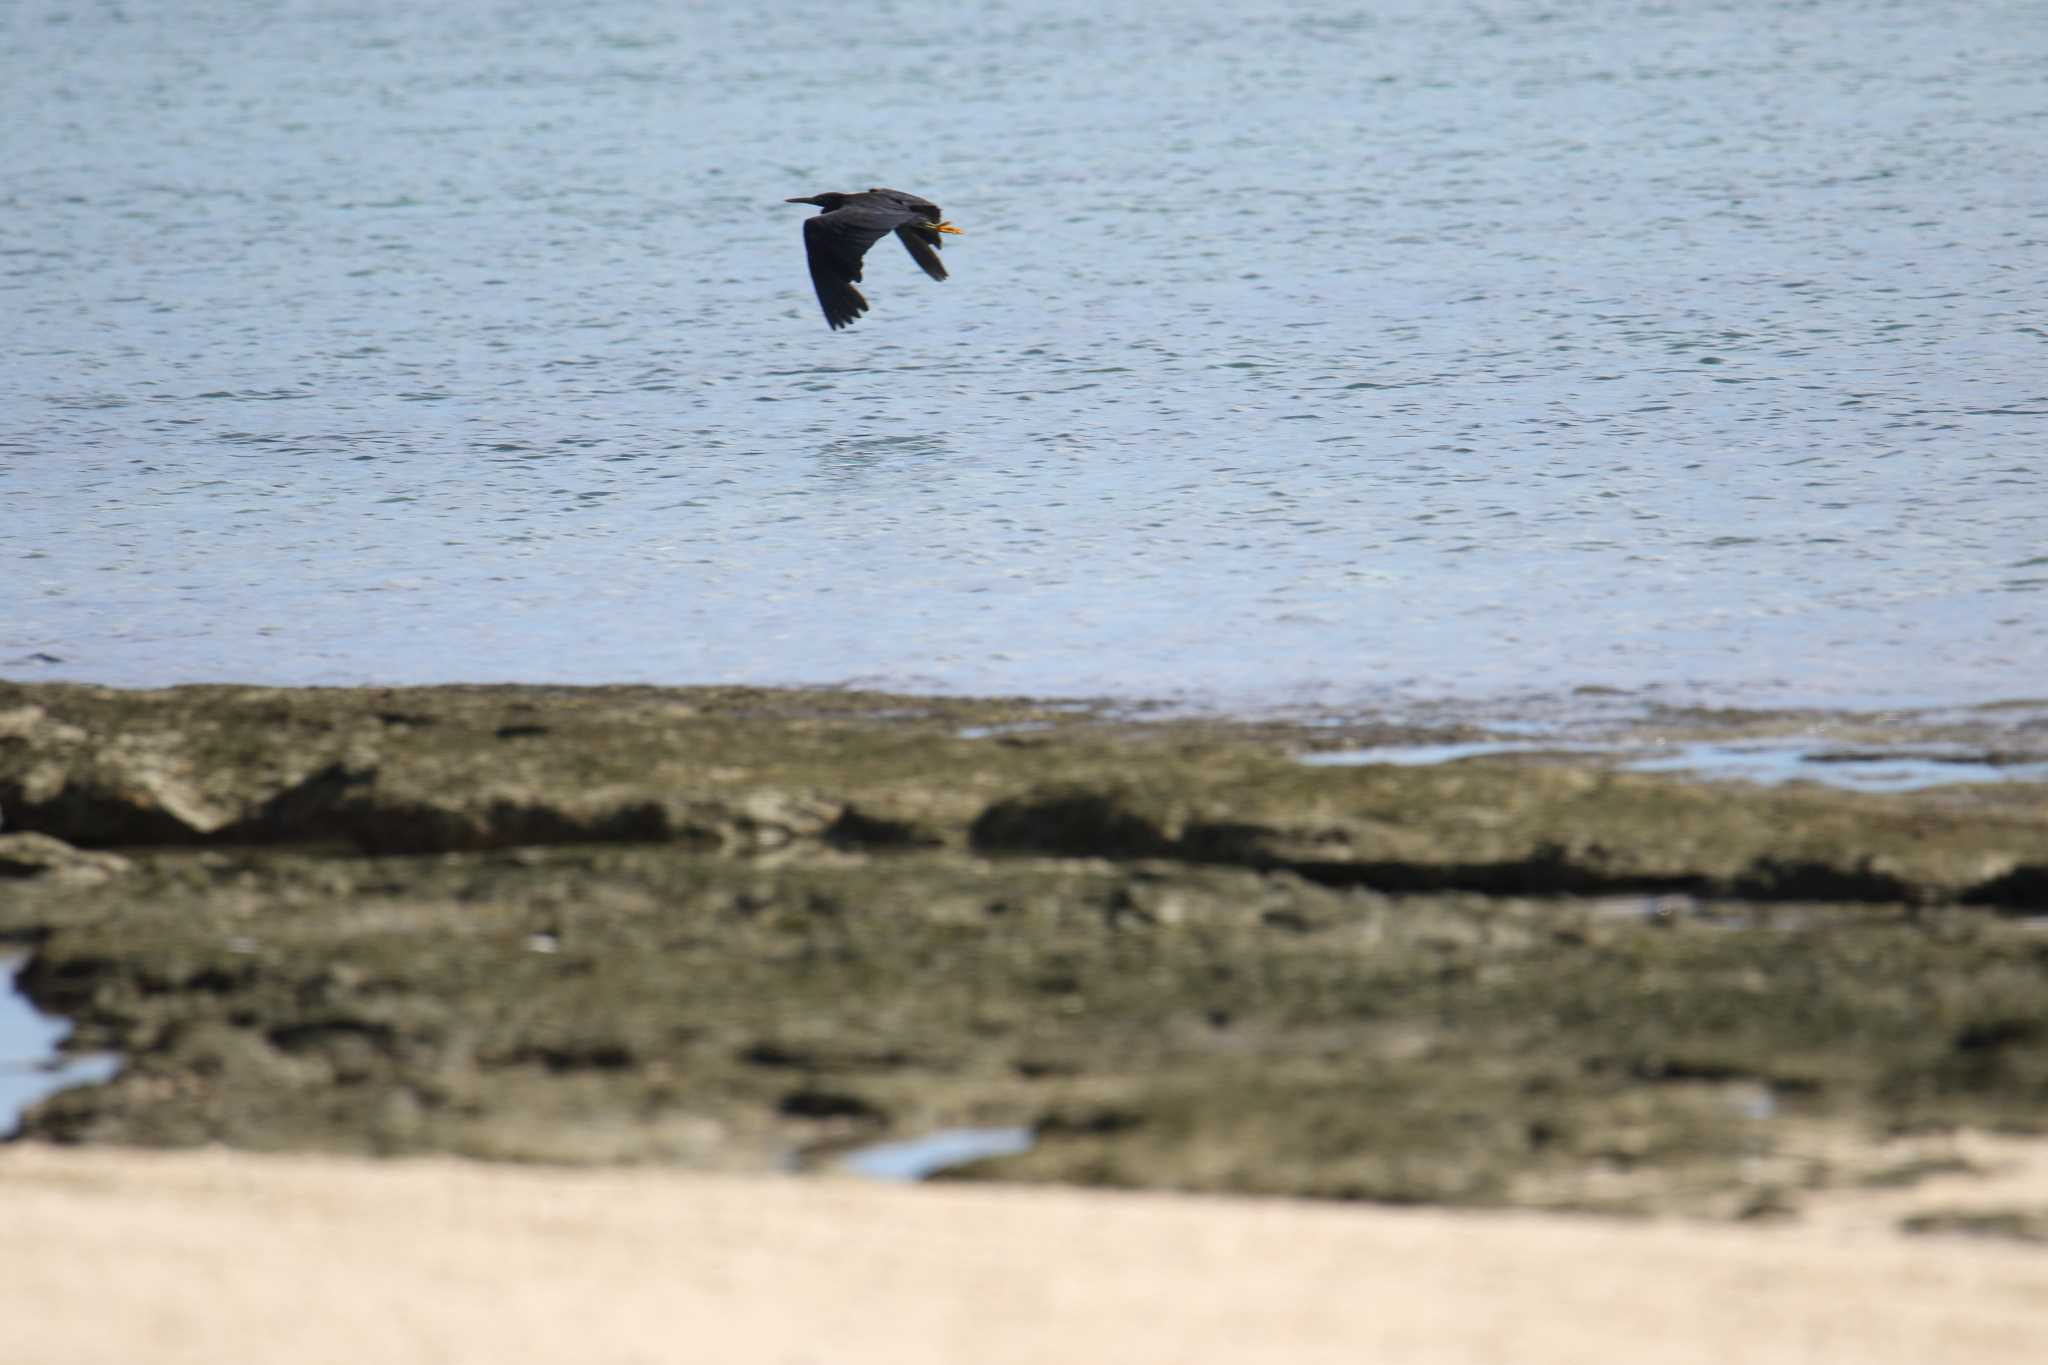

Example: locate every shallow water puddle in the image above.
[1302,740,2048,792]
[1300,740,1614,768]
[837,1127,1036,1181]
[1623,744,2048,792]
[0,958,122,1136]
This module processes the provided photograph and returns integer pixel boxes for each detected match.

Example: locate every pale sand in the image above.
[4,1142,2046,1364]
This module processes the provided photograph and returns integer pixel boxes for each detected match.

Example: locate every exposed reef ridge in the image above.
[3,680,2046,1220]
[3,681,2044,903]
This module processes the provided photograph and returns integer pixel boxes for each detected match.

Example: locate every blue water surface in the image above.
[6,1,2044,710]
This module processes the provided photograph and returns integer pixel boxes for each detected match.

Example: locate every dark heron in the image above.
[784,187,961,330]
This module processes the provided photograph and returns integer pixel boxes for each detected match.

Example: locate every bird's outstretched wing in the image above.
[801,212,897,330]
[894,222,950,282]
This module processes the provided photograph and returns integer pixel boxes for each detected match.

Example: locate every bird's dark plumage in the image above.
[784,187,961,330]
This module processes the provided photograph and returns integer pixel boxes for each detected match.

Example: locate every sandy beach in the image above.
[7,1141,2047,1364]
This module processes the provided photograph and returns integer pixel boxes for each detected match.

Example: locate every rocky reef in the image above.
[4,680,2046,1217]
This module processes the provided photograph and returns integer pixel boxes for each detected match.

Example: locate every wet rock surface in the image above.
[3,680,2047,1216]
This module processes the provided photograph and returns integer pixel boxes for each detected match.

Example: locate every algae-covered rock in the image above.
[0,832,130,886]
[2,680,2047,1218]
[3,680,2044,904]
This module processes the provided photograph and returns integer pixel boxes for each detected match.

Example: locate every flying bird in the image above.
[784,187,961,329]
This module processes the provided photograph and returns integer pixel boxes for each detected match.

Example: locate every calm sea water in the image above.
[6,1,2044,712]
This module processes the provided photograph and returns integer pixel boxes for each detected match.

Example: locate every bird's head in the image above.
[785,193,849,211]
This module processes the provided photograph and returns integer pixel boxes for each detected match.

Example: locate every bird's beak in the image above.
[935,221,963,234]
[785,196,818,206]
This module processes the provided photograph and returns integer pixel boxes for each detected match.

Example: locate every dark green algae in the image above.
[3,680,2047,1218]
